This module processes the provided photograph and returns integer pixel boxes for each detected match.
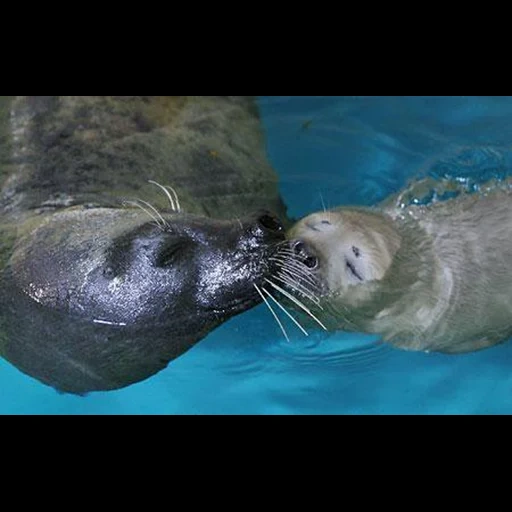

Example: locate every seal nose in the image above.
[256,211,284,234]
[290,239,318,269]
[243,210,285,245]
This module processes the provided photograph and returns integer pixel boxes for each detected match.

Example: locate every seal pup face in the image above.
[1,208,285,394]
[272,209,402,315]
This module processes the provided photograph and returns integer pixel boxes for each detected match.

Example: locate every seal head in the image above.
[0,208,284,394]
[284,209,402,310]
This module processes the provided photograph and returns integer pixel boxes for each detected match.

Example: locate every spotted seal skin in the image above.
[278,180,512,354]
[0,96,287,394]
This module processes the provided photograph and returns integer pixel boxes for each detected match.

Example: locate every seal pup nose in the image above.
[290,239,318,269]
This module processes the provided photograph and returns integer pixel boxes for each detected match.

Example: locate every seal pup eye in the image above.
[346,259,363,281]
[352,246,361,258]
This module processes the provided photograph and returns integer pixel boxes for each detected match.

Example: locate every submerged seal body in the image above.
[0,96,286,394]
[277,180,512,354]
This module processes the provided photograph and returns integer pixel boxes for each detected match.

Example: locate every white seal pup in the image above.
[270,179,512,354]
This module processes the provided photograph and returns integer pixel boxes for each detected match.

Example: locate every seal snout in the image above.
[290,239,319,269]
[256,210,284,235]
[247,210,285,245]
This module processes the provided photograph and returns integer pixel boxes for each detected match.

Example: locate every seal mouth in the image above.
[205,294,261,317]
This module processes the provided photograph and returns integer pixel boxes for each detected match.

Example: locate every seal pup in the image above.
[0,96,286,394]
[267,179,512,354]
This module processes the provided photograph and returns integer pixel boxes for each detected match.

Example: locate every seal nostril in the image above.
[293,240,304,254]
[290,240,318,269]
[257,213,283,233]
[304,255,318,269]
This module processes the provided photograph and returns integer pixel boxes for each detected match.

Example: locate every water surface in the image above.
[2,96,512,414]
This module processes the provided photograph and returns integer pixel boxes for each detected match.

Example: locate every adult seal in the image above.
[0,96,286,394]
[271,178,512,354]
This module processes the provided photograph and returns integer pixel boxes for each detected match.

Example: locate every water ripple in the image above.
[264,330,394,376]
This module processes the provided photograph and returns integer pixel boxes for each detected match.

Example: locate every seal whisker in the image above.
[319,191,326,213]
[123,200,165,230]
[270,252,316,276]
[261,286,309,336]
[274,262,321,296]
[254,283,290,342]
[273,272,323,309]
[148,180,176,212]
[134,198,168,228]
[276,266,319,296]
[264,278,328,331]
[274,265,319,292]
[270,255,319,288]
[277,268,321,297]
[274,239,292,248]
[164,185,181,213]
[280,260,319,288]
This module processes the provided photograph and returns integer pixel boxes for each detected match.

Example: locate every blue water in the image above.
[2,96,512,414]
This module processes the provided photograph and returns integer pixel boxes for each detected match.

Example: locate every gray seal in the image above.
[0,96,286,394]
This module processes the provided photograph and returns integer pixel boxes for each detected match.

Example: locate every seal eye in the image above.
[352,246,361,258]
[103,266,116,279]
[155,240,190,267]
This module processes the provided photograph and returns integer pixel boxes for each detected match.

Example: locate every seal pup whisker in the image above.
[148,180,177,212]
[122,200,166,230]
[271,256,318,286]
[273,277,323,314]
[319,191,327,213]
[279,257,320,288]
[270,253,319,288]
[274,271,323,309]
[261,286,309,337]
[274,263,322,299]
[269,250,315,286]
[275,266,320,297]
[254,283,290,342]
[264,278,328,331]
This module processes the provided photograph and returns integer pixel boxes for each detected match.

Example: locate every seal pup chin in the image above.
[274,183,512,354]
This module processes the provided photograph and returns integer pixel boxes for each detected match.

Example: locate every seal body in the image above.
[0,96,286,394]
[280,182,512,354]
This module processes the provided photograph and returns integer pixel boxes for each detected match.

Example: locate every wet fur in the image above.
[0,96,286,394]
